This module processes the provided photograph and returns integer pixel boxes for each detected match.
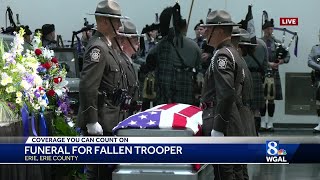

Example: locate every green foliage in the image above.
[52,115,77,136]
[52,115,83,178]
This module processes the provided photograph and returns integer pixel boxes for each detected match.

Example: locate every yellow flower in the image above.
[0,73,13,86]
[15,97,22,104]
[5,86,16,93]
[16,63,26,73]
[34,104,40,110]
[0,79,7,86]
[16,92,22,98]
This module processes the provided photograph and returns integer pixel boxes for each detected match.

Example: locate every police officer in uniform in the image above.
[231,27,257,137]
[200,10,248,180]
[231,27,257,180]
[308,29,320,133]
[233,27,269,135]
[260,19,290,131]
[77,1,127,179]
[117,20,142,118]
[243,38,268,135]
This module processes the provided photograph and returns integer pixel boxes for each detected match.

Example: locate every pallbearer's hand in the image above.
[86,122,103,135]
[211,129,224,137]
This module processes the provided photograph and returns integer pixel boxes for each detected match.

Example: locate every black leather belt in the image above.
[200,101,215,110]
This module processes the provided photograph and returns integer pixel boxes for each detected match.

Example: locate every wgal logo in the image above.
[266,141,287,163]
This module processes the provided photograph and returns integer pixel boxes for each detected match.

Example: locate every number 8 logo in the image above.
[267,141,278,156]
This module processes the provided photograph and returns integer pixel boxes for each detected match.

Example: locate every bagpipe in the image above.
[262,10,298,61]
[69,18,95,71]
[1,6,18,34]
[70,18,95,49]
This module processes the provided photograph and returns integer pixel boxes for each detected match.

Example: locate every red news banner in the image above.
[280,17,298,26]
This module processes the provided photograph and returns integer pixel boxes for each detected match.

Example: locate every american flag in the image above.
[112,103,203,135]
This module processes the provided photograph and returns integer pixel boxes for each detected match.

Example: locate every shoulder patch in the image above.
[90,48,101,62]
[217,56,228,69]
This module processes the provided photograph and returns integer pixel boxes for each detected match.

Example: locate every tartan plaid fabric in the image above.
[261,37,287,101]
[273,69,283,100]
[250,72,265,109]
[148,37,195,105]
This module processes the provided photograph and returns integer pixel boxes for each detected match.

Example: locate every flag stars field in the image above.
[128,121,137,125]
[149,111,158,115]
[147,120,156,125]
[139,115,147,119]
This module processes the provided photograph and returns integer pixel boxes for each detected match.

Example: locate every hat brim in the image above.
[238,42,258,46]
[88,13,129,19]
[117,32,144,38]
[200,23,241,27]
[232,33,248,37]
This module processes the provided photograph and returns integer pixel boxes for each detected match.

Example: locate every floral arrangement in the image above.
[31,31,72,117]
[0,28,82,178]
[0,28,46,115]
[0,28,73,128]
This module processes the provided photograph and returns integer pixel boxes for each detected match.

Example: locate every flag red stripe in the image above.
[172,113,187,129]
[178,105,201,118]
[157,103,178,110]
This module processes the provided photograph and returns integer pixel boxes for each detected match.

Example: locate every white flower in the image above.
[32,35,42,48]
[39,99,48,107]
[33,104,40,110]
[21,80,32,90]
[12,33,24,55]
[28,90,35,99]
[5,86,16,93]
[45,81,49,89]
[1,73,13,86]
[16,63,26,73]
[24,57,39,71]
[2,52,11,60]
[34,76,43,87]
[16,91,22,98]
[42,48,54,59]
[15,97,22,104]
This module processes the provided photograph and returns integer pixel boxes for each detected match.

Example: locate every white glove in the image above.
[211,129,224,137]
[86,122,103,135]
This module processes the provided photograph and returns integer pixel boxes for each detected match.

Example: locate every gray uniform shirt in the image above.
[308,45,320,71]
[308,44,320,81]
[78,31,126,133]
